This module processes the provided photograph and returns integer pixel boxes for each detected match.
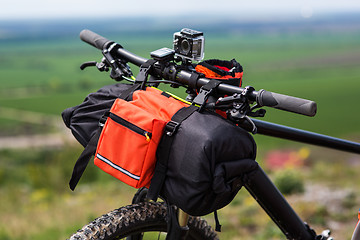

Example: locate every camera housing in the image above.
[173,28,204,62]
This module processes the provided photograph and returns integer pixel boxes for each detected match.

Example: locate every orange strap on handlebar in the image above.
[195,58,243,87]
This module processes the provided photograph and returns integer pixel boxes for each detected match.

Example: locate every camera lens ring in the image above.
[180,39,191,55]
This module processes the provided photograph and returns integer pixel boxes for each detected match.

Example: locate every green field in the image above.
[1,24,360,239]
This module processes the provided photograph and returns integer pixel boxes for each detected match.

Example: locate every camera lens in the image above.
[180,39,191,55]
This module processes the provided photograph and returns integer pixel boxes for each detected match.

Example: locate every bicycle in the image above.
[66,29,360,240]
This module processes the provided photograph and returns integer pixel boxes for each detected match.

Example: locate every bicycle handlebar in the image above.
[80,29,317,117]
[256,90,317,116]
[80,29,114,50]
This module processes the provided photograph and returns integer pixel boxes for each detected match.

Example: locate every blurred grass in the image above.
[0,146,136,240]
[2,145,358,239]
[0,29,360,239]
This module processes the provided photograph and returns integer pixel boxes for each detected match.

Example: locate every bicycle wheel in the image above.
[69,201,218,240]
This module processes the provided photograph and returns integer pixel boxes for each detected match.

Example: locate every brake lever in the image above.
[213,87,268,134]
[80,61,97,70]
[248,108,266,118]
[80,59,109,72]
[102,43,133,80]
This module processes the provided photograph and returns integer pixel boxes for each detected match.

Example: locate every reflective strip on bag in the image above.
[96,153,141,181]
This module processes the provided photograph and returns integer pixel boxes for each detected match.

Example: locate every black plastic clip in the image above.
[98,112,109,127]
[136,59,157,89]
[193,88,211,105]
[165,120,180,136]
[192,80,221,110]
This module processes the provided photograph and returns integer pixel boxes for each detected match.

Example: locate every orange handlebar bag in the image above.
[94,88,188,188]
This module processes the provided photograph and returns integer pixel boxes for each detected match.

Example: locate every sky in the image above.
[1,0,360,20]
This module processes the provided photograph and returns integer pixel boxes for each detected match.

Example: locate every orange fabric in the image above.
[196,65,223,78]
[94,88,188,188]
[195,65,243,81]
[195,65,243,88]
[132,88,188,121]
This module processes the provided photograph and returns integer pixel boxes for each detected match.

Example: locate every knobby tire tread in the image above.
[68,201,218,240]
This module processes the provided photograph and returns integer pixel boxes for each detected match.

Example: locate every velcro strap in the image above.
[188,71,201,89]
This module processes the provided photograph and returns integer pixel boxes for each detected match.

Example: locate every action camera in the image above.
[173,28,204,61]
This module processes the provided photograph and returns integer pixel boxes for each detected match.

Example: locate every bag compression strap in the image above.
[68,84,141,191]
[69,127,102,191]
[135,59,157,90]
[147,105,198,201]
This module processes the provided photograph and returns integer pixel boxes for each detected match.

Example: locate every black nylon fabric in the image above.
[62,83,134,147]
[161,110,257,216]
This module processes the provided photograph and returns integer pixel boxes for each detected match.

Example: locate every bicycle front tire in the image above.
[69,201,218,240]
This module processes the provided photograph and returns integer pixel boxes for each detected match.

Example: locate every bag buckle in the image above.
[98,113,109,127]
[192,80,221,111]
[165,120,180,136]
[135,59,157,90]
[192,87,213,106]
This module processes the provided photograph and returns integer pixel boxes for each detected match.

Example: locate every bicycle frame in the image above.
[118,43,360,238]
[158,75,360,239]
[120,47,360,240]
[241,118,360,154]
[241,118,360,239]
[79,29,360,239]
[245,167,315,239]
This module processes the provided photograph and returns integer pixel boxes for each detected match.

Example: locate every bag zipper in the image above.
[109,112,152,142]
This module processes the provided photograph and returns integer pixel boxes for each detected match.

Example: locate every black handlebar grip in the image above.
[257,89,317,117]
[80,29,113,50]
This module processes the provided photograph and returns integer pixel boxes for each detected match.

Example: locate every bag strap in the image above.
[119,83,141,100]
[214,210,222,232]
[147,105,198,201]
[69,127,102,190]
[68,84,140,191]
[188,71,202,89]
[135,59,157,90]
